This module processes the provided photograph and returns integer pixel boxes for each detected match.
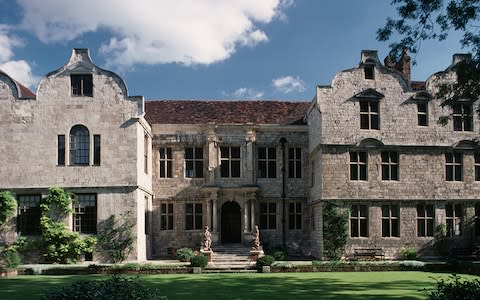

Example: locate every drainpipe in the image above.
[279,137,287,249]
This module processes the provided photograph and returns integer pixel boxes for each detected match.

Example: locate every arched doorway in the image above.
[221,201,241,243]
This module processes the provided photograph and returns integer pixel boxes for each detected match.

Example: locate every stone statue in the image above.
[251,225,260,251]
[203,225,212,251]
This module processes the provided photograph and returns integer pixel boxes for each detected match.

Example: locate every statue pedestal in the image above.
[200,249,213,262]
[249,249,264,262]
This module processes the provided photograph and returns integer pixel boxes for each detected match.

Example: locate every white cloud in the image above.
[272,75,305,93]
[17,0,293,67]
[228,87,264,99]
[0,26,38,89]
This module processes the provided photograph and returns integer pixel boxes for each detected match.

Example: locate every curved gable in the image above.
[0,70,36,100]
[38,48,128,97]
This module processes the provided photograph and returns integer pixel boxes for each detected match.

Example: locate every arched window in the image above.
[70,125,90,165]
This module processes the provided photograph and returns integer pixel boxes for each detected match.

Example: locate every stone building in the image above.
[307,50,480,258]
[0,48,478,261]
[0,49,152,261]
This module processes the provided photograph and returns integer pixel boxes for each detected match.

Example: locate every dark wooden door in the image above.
[221,201,241,243]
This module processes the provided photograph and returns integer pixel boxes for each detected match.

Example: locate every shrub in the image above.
[0,248,21,269]
[190,254,208,268]
[97,212,135,263]
[256,255,275,268]
[40,275,167,300]
[176,248,194,262]
[323,202,348,259]
[400,246,418,260]
[269,245,287,261]
[426,274,480,300]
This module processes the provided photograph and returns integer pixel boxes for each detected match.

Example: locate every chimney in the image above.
[383,48,411,81]
[451,53,471,66]
[397,48,411,81]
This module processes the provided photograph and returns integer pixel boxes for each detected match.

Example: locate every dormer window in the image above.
[71,74,93,97]
[452,101,473,131]
[364,64,375,80]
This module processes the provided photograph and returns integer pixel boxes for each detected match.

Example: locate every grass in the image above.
[0,271,478,300]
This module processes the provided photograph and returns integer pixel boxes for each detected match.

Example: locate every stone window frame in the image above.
[445,152,463,181]
[364,64,375,80]
[452,101,473,132]
[349,151,368,181]
[416,204,434,237]
[69,125,90,166]
[185,146,204,178]
[73,193,97,234]
[445,202,463,237]
[288,201,302,230]
[417,102,429,126]
[360,100,380,130]
[257,146,277,179]
[350,204,368,238]
[185,203,202,230]
[288,147,302,178]
[220,146,241,178]
[159,147,173,178]
[381,151,399,181]
[16,194,41,235]
[71,74,93,97]
[475,152,480,181]
[160,203,174,230]
[381,204,400,238]
[259,202,277,230]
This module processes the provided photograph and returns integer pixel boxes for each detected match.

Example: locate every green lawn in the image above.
[0,272,478,300]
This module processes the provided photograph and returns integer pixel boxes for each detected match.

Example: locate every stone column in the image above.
[243,197,248,233]
[250,197,255,232]
[245,128,256,184]
[212,195,218,232]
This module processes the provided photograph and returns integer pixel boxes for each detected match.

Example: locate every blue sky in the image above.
[0,0,466,101]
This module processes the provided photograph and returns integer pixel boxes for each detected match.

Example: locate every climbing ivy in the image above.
[40,187,96,263]
[0,191,16,228]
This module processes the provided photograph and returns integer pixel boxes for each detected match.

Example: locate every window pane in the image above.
[167,161,172,178]
[220,162,230,177]
[258,147,266,159]
[93,135,101,166]
[231,161,241,177]
[446,204,453,217]
[382,219,390,237]
[195,161,203,178]
[360,205,368,217]
[231,147,240,158]
[185,147,193,159]
[360,219,368,237]
[359,165,367,180]
[185,161,194,178]
[392,219,399,237]
[417,220,425,237]
[268,148,276,159]
[371,115,379,129]
[268,161,276,178]
[58,135,65,166]
[360,115,369,129]
[195,147,203,158]
[351,220,358,237]
[360,102,369,112]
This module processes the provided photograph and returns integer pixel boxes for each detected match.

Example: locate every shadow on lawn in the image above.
[143,273,431,300]
[0,273,433,300]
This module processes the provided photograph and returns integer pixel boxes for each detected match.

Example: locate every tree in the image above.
[378,0,480,115]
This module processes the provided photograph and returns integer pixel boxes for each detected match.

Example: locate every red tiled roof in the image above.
[145,100,310,125]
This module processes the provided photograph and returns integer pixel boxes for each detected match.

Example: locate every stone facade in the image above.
[1,48,478,262]
[307,50,480,258]
[0,49,152,261]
